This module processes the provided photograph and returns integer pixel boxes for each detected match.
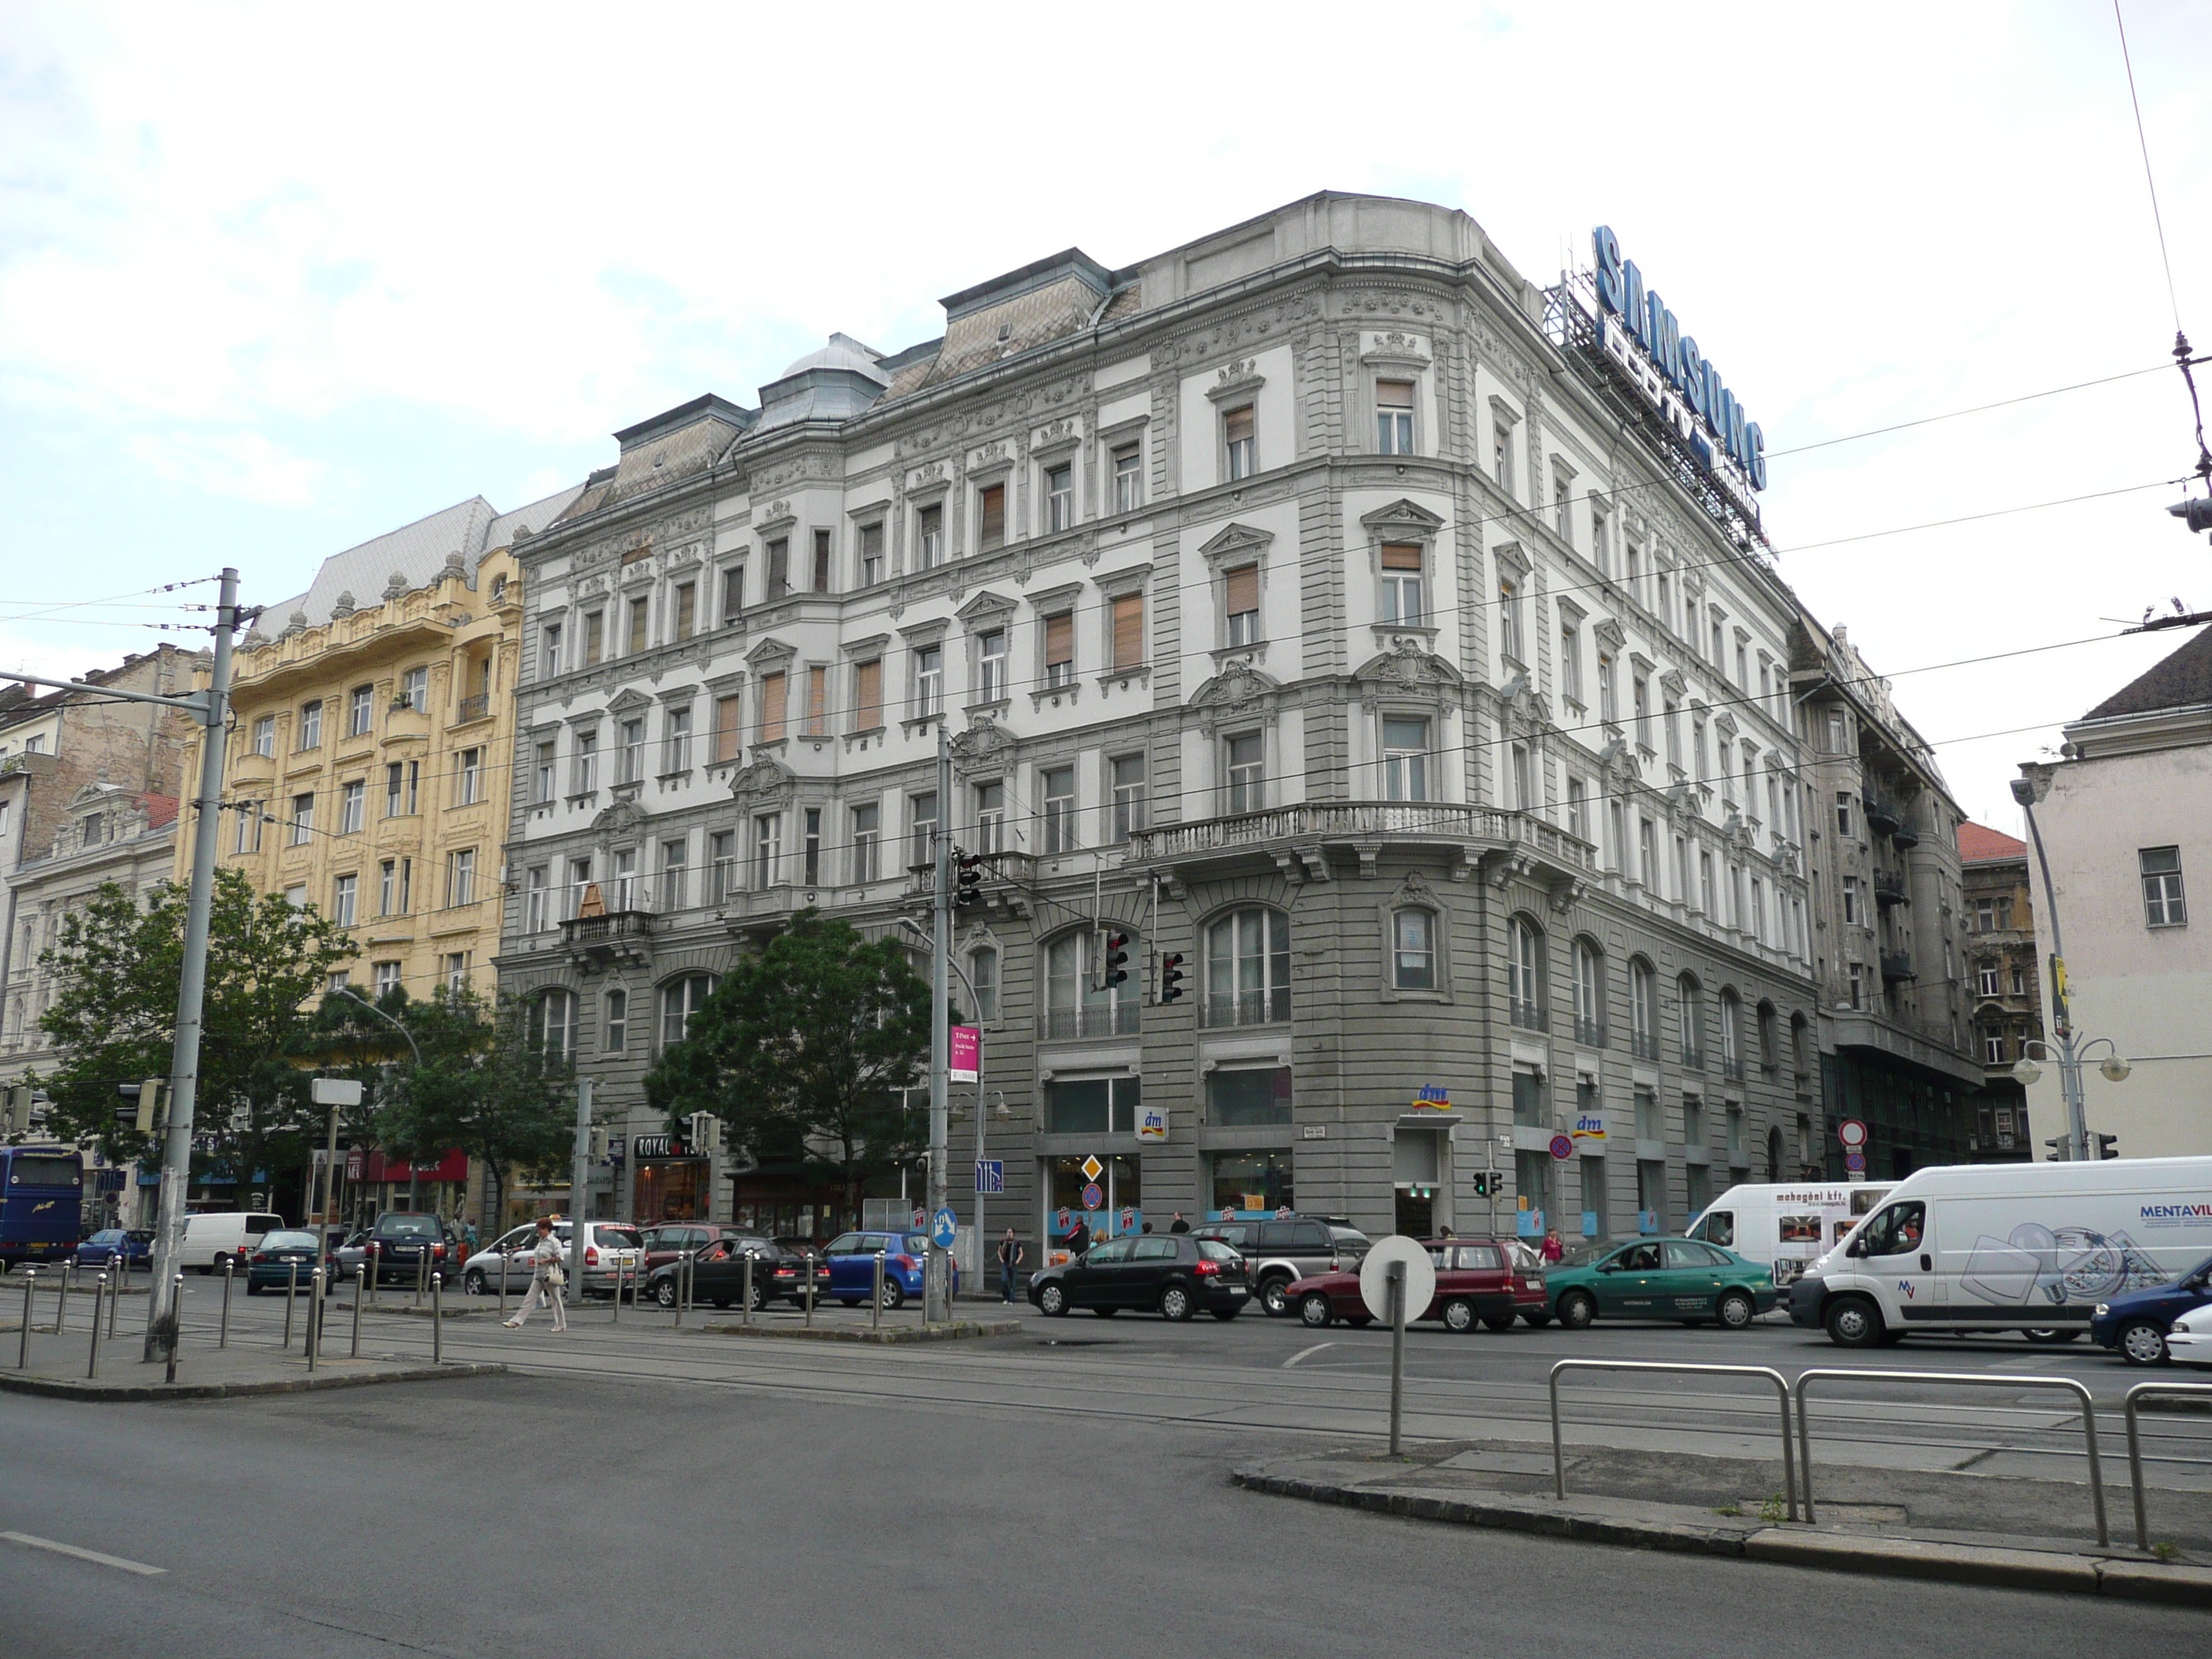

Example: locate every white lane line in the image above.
[1282,1341,1336,1370]
[1,1532,165,1576]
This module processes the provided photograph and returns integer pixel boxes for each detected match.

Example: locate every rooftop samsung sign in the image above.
[1591,227,1767,507]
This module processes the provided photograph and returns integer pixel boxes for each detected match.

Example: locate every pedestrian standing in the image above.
[997,1228,1024,1303]
[503,1216,569,1331]
[1542,1228,1565,1265]
[1168,1211,1190,1234]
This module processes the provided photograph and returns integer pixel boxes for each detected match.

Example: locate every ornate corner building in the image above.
[1957,822,2038,1160]
[493,192,1852,1248]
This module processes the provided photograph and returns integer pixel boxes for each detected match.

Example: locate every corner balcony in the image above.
[1881,950,1916,983]
[1125,801,1596,888]
[561,909,654,967]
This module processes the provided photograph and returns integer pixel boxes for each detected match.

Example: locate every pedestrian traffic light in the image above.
[1159,952,1186,1004]
[2093,1133,2120,1161]
[686,1111,719,1152]
[954,848,983,907]
[1100,929,1130,989]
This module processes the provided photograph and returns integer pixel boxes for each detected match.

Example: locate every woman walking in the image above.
[504,1216,569,1331]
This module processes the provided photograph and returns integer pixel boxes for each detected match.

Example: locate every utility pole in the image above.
[2010,779,2088,1161]
[927,727,952,1322]
[567,1076,594,1292]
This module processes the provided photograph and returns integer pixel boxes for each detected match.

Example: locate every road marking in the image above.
[1282,1341,1336,1370]
[1,1532,165,1575]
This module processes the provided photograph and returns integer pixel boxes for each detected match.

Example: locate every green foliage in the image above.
[644,909,930,1210]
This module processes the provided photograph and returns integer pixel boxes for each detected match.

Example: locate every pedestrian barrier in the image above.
[2123,1380,2212,1552]
[741,1254,754,1327]
[307,1267,323,1372]
[431,1272,443,1364]
[86,1272,106,1380]
[1791,1368,2107,1546]
[18,1268,37,1367]
[282,1262,299,1349]
[220,1259,234,1348]
[873,1251,886,1332]
[1549,1359,1799,1522]
[351,1264,364,1359]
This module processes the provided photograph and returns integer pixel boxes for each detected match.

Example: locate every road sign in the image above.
[974,1159,1004,1195]
[1358,1236,1437,1326]
[1548,1133,1574,1160]
[1844,1151,1867,1173]
[1079,1154,1104,1182]
[1838,1119,1869,1149]
[1081,1182,1104,1210]
[932,1208,958,1250]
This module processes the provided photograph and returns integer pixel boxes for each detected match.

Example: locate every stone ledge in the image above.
[0,1361,504,1403]
[698,1318,1022,1345]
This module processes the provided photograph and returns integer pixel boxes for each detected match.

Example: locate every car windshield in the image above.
[378,1217,439,1238]
[598,1228,644,1249]
[1557,1241,1611,1268]
[262,1231,319,1249]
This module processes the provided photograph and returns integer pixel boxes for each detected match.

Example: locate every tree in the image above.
[35,869,354,1213]
[645,909,930,1222]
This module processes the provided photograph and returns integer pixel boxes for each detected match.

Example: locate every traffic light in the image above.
[2045,1136,2072,1162]
[954,849,983,907]
[687,1111,719,1152]
[137,1077,164,1135]
[2170,497,2212,537]
[587,1126,608,1163]
[1472,1171,1497,1197]
[2,1084,31,1136]
[2093,1133,2120,1161]
[1098,929,1130,990]
[1158,952,1186,1004]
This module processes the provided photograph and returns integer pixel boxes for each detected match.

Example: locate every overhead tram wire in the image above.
[1761,363,2176,459]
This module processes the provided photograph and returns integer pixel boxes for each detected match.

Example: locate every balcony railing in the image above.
[1874,873,1910,907]
[454,692,491,724]
[1722,1056,1746,1082]
[1880,950,1916,983]
[560,910,654,950]
[1202,986,1292,1029]
[1864,796,1902,834]
[1126,801,1596,873]
[1680,1046,1706,1071]
[1509,1000,1549,1033]
[1575,1017,1608,1049]
[1038,1002,1142,1040]
[1630,1031,1660,1061]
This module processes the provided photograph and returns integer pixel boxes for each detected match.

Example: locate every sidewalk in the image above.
[0,1322,500,1402]
[1234,1439,2212,1606]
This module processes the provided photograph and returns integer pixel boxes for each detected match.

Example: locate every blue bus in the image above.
[1,1146,84,1269]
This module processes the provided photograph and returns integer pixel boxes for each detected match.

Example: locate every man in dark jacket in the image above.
[1168,1212,1190,1234]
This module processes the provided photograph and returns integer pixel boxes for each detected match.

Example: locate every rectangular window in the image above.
[1513,1069,1547,1130]
[1553,469,1572,539]
[753,814,781,888]
[446,848,475,907]
[522,864,547,931]
[803,807,821,886]
[457,747,482,806]
[1977,964,2000,997]
[253,714,275,757]
[533,741,556,803]
[1383,716,1429,802]
[572,730,598,794]
[233,801,261,853]
[338,779,364,834]
[721,567,745,624]
[617,719,645,784]
[444,951,469,994]
[1825,707,1847,753]
[1591,505,1609,574]
[1560,622,1582,703]
[1700,852,1715,915]
[976,630,1007,702]
[1208,1067,1291,1128]
[1046,464,1072,533]
[853,660,882,729]
[1044,612,1075,688]
[978,484,1006,552]
[1567,776,1588,842]
[1225,563,1260,645]
[1498,577,1524,662]
[1510,745,1534,810]
[914,644,943,717]
[714,695,742,763]
[347,685,374,738]
[850,804,880,884]
[709,831,736,904]
[1633,675,1651,749]
[611,848,637,912]
[626,595,649,655]
[759,672,787,743]
[604,989,628,1053]
[1598,655,1617,724]
[674,581,696,640]
[1376,379,1414,454]
[2142,846,2188,927]
[803,667,827,737]
[1393,908,1435,989]
[1223,405,1256,480]
[859,522,884,588]
[909,791,938,871]
[290,792,315,846]
[1226,732,1264,814]
[969,947,999,1021]
[1380,543,1424,624]
[659,839,687,911]
[1836,792,1853,836]
[331,873,356,927]
[974,781,1005,855]
[1664,699,1681,770]
[584,610,605,666]
[1112,442,1142,513]
[1985,1030,2006,1065]
[1639,818,1658,891]
[540,621,562,680]
[766,539,789,600]
[811,529,832,593]
[1111,592,1145,670]
[1111,754,1147,840]
[1842,876,1859,925]
[664,706,693,773]
[297,701,322,750]
[916,504,943,571]
[374,961,401,997]
[1042,765,1076,855]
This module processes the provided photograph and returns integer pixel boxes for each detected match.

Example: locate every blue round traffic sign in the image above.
[1844,1151,1867,1172]
[932,1207,958,1249]
[1549,1133,1574,1161]
[1081,1182,1104,1210]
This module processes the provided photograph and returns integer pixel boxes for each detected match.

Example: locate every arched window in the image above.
[1628,958,1658,1059]
[1205,906,1290,1028]
[1757,1000,1779,1071]
[1572,937,1604,1046]
[1042,930,1136,1038]
[1507,915,1546,1030]
[529,988,575,1060]
[1718,990,1743,1079]
[659,974,716,1048]
[1677,974,1705,1069]
[1790,1012,1812,1082]
[1391,908,1436,990]
[1766,1124,1785,1183]
[603,987,628,1054]
[967,945,999,1022]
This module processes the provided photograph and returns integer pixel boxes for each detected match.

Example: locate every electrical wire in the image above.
[1761,363,2175,459]
[2114,0,2183,336]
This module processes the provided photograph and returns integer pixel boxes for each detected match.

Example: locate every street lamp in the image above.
[329,984,430,1209]
[899,915,999,1277]
[2009,777,2110,1162]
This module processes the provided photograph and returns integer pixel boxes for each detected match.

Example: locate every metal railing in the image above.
[1879,950,1915,982]
[1126,800,1598,873]
[1509,1000,1549,1033]
[1574,1017,1608,1049]
[561,909,655,948]
[1550,1360,1797,1521]
[1630,1031,1660,1061]
[1722,1056,1746,1082]
[454,692,490,724]
[1038,1002,1142,1040]
[1202,987,1291,1028]
[1680,1046,1705,1071]
[2123,1380,2212,1550]
[1793,1368,2105,1546]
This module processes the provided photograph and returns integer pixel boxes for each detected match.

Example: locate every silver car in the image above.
[459,1221,642,1299]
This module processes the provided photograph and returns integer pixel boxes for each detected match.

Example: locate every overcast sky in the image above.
[4,3,2206,835]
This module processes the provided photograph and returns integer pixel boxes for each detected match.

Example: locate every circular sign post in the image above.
[1844,1151,1867,1173]
[1548,1133,1574,1161]
[1081,1182,1104,1211]
[1838,1119,1869,1149]
[931,1207,958,1251]
[1359,1236,1437,1326]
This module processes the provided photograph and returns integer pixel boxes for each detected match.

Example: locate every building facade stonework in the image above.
[1959,821,2038,1160]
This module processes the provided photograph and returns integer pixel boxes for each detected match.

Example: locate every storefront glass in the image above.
[1208,1066,1292,1126]
[635,1159,707,1223]
[1044,1076,1141,1135]
[1210,1150,1293,1220]
[1048,1154,1141,1240]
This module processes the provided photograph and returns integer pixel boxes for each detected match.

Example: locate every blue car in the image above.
[821,1230,959,1310]
[2091,1252,2212,1366]
[73,1228,153,1270]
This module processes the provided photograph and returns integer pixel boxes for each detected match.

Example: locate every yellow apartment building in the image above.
[175,487,580,1221]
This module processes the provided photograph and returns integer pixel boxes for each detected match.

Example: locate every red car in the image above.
[1285,1238,1526,1334]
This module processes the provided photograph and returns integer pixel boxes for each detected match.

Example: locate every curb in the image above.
[698,1318,1022,1345]
[1231,1465,2212,1606]
[361,1306,487,1320]
[0,1361,505,1403]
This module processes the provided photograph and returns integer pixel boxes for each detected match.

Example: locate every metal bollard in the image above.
[432,1272,443,1365]
[109,1259,122,1337]
[611,1255,622,1325]
[412,1249,423,1308]
[685,1253,695,1317]
[307,1267,323,1372]
[283,1261,299,1349]
[87,1272,106,1380]
[369,1247,379,1305]
[873,1251,885,1332]
[220,1258,235,1348]
[742,1252,754,1328]
[351,1264,364,1359]
[18,1269,34,1367]
[55,1263,69,1336]
[165,1271,181,1384]
[498,1251,508,1321]
[804,1251,815,1326]
[673,1254,685,1330]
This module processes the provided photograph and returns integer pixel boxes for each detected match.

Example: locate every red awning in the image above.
[357,1150,469,1184]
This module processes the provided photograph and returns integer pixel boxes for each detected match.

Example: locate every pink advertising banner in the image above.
[948,1025,981,1084]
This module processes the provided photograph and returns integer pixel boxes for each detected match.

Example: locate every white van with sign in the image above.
[179,1211,284,1273]
[1688,1183,1895,1285]
[1788,1156,2212,1347]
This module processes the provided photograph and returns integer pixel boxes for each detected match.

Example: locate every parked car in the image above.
[245,1230,338,1295]
[354,1212,457,1290]
[819,1230,957,1308]
[1029,1235,1249,1321]
[457,1220,642,1299]
[1191,1215,1370,1316]
[179,1211,285,1274]
[2091,1251,2212,1366]
[1285,1238,1524,1334]
[1507,1240,1553,1327]
[2167,1304,2212,1368]
[638,1223,756,1276]
[71,1228,153,1270]
[642,1235,824,1309]
[1547,1237,1781,1330]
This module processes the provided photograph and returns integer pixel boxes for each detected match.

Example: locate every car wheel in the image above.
[2118,1319,2170,1366]
[1299,1292,1334,1328]
[2025,1328,2082,1344]
[1717,1290,1756,1331]
[1483,1315,1516,1333]
[1558,1291,1596,1331]
[1210,1308,1241,1321]
[711,1298,731,1310]
[878,1280,906,1311]
[1824,1295,1884,1348]
[1442,1298,1475,1334]
[1038,1282,1069,1317]
[1092,1305,1118,1317]
[1343,1314,1373,1328]
[1161,1285,1195,1323]
[749,1282,771,1311]
[1259,1277,1292,1317]
[654,1279,678,1308]
[464,1270,487,1297]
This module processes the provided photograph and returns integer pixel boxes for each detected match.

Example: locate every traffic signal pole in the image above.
[927,728,953,1323]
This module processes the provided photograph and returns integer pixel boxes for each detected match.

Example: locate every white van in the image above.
[179,1211,284,1273]
[1688,1182,1896,1285]
[1789,1156,2212,1347]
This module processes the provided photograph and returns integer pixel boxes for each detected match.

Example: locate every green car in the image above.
[1547,1237,1781,1331]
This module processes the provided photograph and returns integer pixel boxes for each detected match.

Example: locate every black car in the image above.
[358,1212,457,1289]
[245,1229,337,1295]
[1029,1235,1250,1322]
[642,1235,826,1310]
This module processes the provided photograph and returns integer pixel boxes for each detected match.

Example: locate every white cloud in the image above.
[123,428,328,505]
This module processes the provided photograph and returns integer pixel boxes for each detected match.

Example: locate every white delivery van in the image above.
[1688,1182,1896,1285]
[179,1211,284,1273]
[1789,1156,2212,1347]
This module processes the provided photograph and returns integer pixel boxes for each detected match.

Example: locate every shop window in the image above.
[1208,1066,1291,1127]
[1212,1151,1293,1220]
[1045,1076,1141,1136]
